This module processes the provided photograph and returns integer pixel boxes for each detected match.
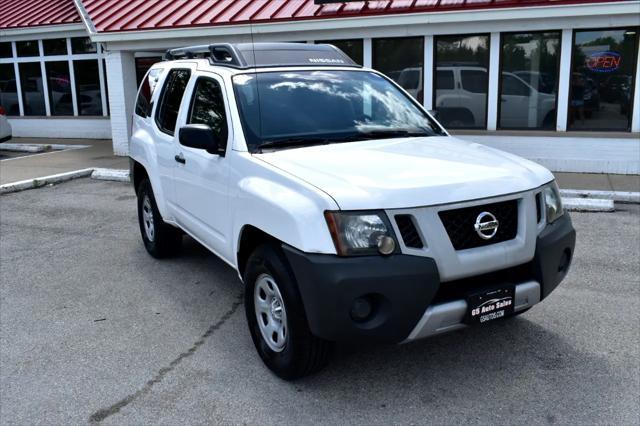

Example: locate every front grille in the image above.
[395,215,424,248]
[438,199,518,250]
[535,192,542,223]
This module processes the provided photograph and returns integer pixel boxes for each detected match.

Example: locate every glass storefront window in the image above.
[18,63,46,115]
[0,42,12,58]
[434,34,489,128]
[317,39,363,65]
[16,41,39,57]
[43,38,68,56]
[568,27,639,131]
[373,37,424,102]
[73,60,103,116]
[45,62,73,116]
[499,31,560,129]
[0,64,20,115]
[71,37,97,54]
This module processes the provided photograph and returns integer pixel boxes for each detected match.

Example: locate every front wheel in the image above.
[137,179,182,258]
[244,243,332,380]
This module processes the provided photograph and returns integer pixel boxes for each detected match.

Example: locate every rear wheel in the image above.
[137,179,182,258]
[244,243,332,380]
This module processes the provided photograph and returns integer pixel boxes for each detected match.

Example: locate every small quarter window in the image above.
[155,69,191,134]
[188,78,228,145]
[135,68,162,118]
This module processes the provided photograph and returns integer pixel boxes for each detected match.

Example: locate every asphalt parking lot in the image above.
[1,178,639,425]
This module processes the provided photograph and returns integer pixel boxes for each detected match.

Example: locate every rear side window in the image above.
[188,77,228,145]
[436,70,454,90]
[461,70,487,94]
[135,68,161,118]
[155,68,191,135]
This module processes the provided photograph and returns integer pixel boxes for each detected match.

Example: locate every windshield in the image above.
[232,70,443,151]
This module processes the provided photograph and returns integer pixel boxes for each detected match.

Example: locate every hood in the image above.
[255,136,554,210]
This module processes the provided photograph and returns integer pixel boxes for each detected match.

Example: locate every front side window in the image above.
[499,31,561,130]
[156,69,191,135]
[233,70,443,151]
[434,34,489,129]
[568,27,639,131]
[373,37,424,102]
[188,78,228,145]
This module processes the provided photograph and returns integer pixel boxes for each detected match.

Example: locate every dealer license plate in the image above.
[466,286,515,324]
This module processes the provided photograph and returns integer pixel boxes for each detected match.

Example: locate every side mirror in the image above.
[178,124,223,156]
[428,109,439,120]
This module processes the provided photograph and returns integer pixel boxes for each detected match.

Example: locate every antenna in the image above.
[249,22,263,142]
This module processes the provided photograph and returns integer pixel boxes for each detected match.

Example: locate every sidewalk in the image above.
[554,172,639,192]
[0,138,128,185]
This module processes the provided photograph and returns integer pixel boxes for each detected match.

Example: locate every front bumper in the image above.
[283,213,576,344]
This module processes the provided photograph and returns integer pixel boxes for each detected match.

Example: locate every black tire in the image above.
[136,179,182,258]
[244,243,332,380]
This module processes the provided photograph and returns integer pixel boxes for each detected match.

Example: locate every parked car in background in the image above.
[0,106,12,143]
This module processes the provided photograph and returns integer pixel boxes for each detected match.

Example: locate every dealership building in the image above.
[0,0,639,173]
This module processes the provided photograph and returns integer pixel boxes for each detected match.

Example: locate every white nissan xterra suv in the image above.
[129,43,576,380]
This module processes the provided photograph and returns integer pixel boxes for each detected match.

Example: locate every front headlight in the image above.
[543,182,564,223]
[324,211,397,256]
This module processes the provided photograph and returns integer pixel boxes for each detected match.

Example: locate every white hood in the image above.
[256,136,554,210]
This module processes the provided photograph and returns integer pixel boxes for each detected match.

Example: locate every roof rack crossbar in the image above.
[163,43,360,69]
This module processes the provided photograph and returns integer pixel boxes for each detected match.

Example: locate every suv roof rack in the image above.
[163,42,360,69]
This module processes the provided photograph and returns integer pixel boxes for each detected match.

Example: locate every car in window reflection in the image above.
[434,66,556,129]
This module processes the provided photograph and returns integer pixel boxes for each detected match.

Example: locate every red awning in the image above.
[0,0,81,30]
[0,0,627,32]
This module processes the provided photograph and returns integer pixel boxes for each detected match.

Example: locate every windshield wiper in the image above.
[355,129,435,140]
[256,137,330,153]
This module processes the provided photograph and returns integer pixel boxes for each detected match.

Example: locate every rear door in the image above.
[172,72,233,261]
[152,65,195,214]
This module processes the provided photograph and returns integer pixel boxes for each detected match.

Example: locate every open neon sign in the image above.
[586,51,621,72]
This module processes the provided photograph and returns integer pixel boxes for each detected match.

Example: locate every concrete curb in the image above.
[560,189,640,204]
[0,143,52,153]
[0,168,94,195]
[91,168,130,182]
[562,197,615,212]
[0,143,91,153]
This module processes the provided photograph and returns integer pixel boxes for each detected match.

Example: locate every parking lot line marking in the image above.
[88,292,244,424]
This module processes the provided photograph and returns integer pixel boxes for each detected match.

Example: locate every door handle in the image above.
[174,153,185,164]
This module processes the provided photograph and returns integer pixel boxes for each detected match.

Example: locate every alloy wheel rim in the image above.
[254,274,288,352]
[142,196,155,242]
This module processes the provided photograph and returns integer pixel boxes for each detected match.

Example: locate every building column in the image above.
[423,35,434,110]
[105,50,137,156]
[363,38,372,68]
[632,42,640,133]
[556,29,573,132]
[486,32,501,131]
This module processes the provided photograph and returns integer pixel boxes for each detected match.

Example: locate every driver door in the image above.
[172,73,232,261]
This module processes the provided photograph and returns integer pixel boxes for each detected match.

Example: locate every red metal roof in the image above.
[0,0,81,30]
[80,0,620,33]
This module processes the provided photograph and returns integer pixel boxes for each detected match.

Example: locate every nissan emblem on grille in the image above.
[474,212,499,240]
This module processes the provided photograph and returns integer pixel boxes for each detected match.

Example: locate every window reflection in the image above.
[569,28,638,131]
[499,32,560,129]
[45,61,73,116]
[373,37,424,102]
[18,62,46,115]
[73,60,103,116]
[316,39,363,65]
[0,64,20,115]
[435,35,489,128]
